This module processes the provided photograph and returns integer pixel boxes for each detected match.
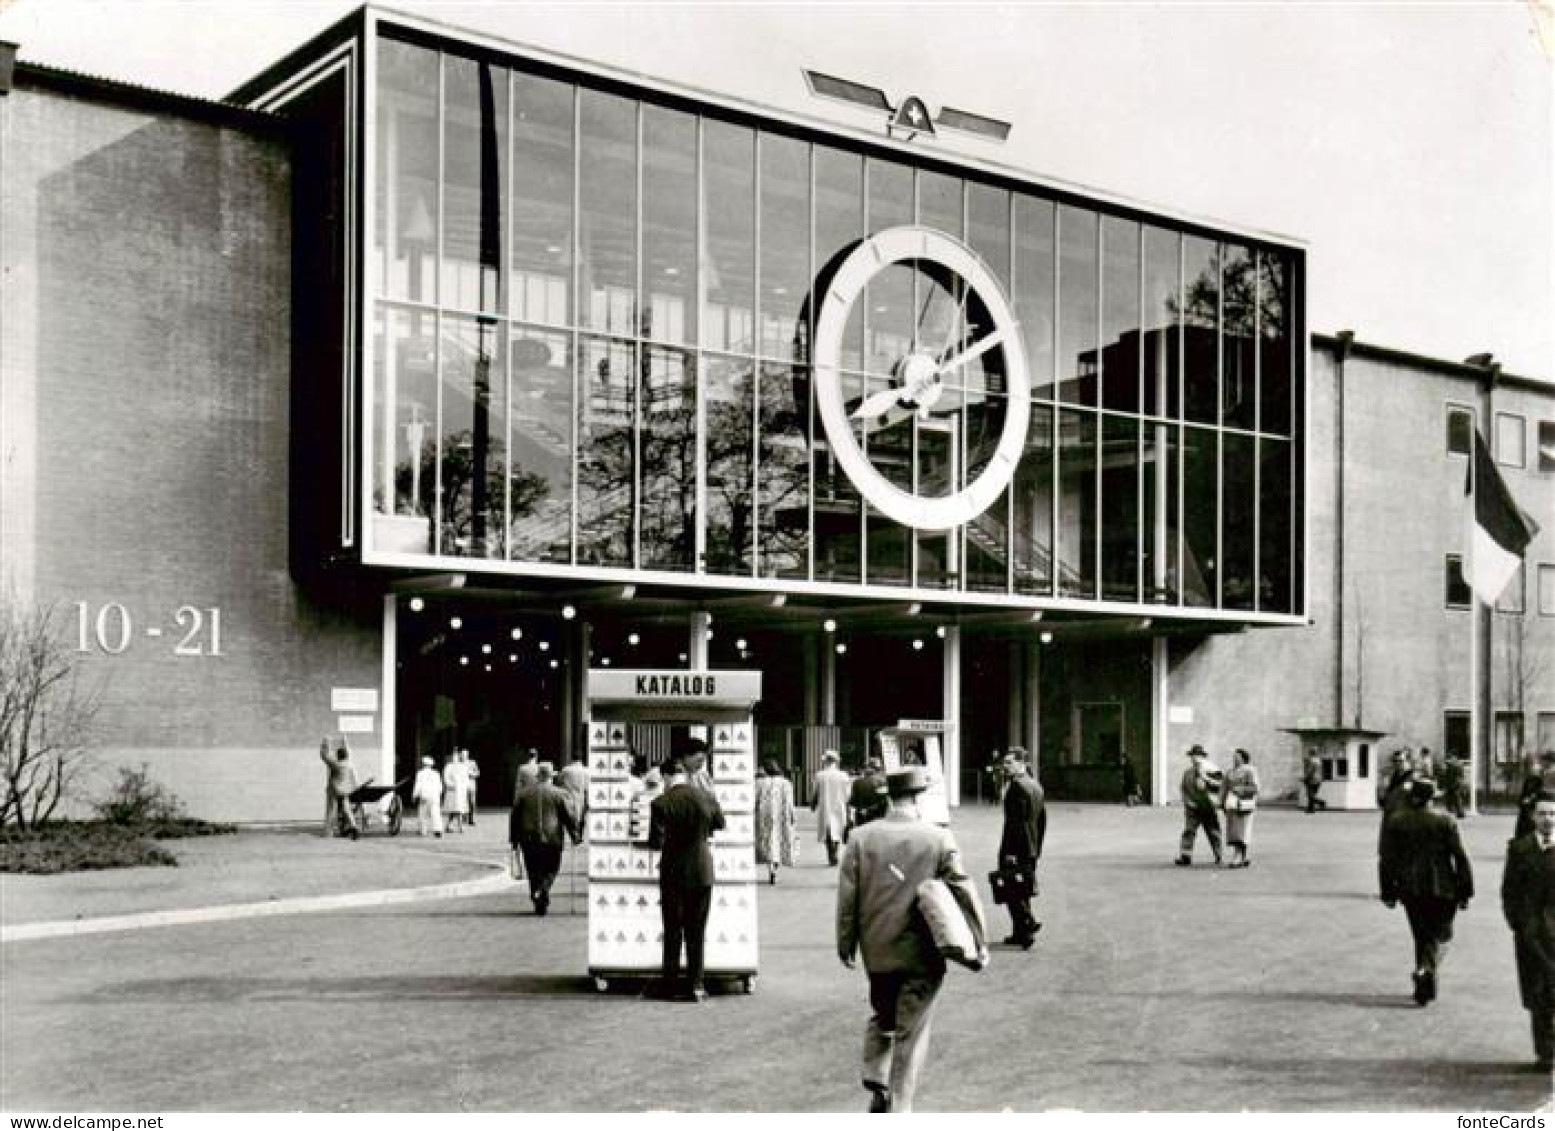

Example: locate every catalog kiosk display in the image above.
[877,722,952,826]
[584,669,763,993]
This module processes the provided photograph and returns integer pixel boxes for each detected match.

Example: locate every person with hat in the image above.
[1377,747,1417,816]
[1513,751,1555,841]
[848,756,889,833]
[1500,790,1555,1072]
[412,755,444,838]
[648,758,726,1002]
[837,764,986,1113]
[812,749,851,866]
[997,748,1045,948]
[509,762,581,916]
[1379,777,1474,1005]
[318,737,360,839]
[1174,746,1224,867]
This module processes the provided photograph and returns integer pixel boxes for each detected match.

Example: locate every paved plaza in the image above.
[2,800,1551,1112]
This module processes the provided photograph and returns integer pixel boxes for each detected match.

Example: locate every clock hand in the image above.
[852,386,907,421]
[938,326,1008,375]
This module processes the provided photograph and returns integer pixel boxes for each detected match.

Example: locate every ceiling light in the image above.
[450,616,463,630]
[539,641,550,652]
[628,632,640,646]
[562,604,576,620]
[823,618,837,633]
[1040,630,1053,644]
[936,626,947,638]
[408,597,425,612]
[912,639,924,650]
[481,644,492,654]
[835,642,847,654]
[510,627,523,640]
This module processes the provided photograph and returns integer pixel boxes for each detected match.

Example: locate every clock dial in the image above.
[812,226,1030,532]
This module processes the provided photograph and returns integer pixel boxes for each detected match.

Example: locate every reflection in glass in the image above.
[1259,253,1293,436]
[1100,217,1140,413]
[511,70,574,325]
[1181,424,1217,606]
[375,38,439,304]
[1100,412,1140,601]
[1014,197,1056,401]
[760,134,810,362]
[1057,408,1098,597]
[1182,237,1219,424]
[1013,404,1054,595]
[918,170,963,238]
[968,183,1011,291]
[916,418,958,589]
[1222,243,1256,430]
[437,315,506,559]
[441,55,506,314]
[579,91,637,336]
[814,146,863,369]
[507,325,572,563]
[814,371,863,583]
[1260,437,1293,612]
[705,354,755,575]
[641,106,697,346]
[964,392,1009,593]
[373,304,438,554]
[757,363,809,578]
[577,335,635,566]
[1222,431,1255,609]
[703,121,755,355]
[864,372,912,586]
[865,159,914,378]
[639,345,697,571]
[1142,226,1180,418]
[1058,206,1099,406]
[1143,421,1179,601]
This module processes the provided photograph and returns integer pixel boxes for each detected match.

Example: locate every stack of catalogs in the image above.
[707,722,758,974]
[585,722,661,973]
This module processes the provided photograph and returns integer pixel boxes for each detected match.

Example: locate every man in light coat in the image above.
[1501,790,1555,1071]
[837,766,985,1113]
[411,756,443,838]
[812,750,851,866]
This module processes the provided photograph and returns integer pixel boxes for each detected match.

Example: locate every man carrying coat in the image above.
[509,763,581,916]
[1501,790,1555,1072]
[998,748,1046,949]
[837,766,985,1114]
[1379,778,1474,1005]
[649,759,726,1002]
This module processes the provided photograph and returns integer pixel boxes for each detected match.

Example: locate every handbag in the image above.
[915,878,987,970]
[988,862,1035,905]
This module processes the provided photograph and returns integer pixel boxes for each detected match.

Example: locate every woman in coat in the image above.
[1221,748,1261,868]
[442,749,471,834]
[754,759,797,884]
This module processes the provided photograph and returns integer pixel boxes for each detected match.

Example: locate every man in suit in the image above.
[648,759,726,1002]
[509,763,581,916]
[1379,778,1474,1005]
[848,756,889,832]
[1377,747,1417,815]
[1303,750,1328,814]
[1514,752,1555,840]
[837,766,985,1113]
[812,750,852,866]
[998,748,1046,949]
[1501,790,1555,1071]
[1174,745,1224,867]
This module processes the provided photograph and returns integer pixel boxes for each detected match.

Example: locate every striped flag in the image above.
[1464,429,1540,605]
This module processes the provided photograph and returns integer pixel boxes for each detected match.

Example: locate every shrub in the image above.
[0,823,177,873]
[93,764,186,826]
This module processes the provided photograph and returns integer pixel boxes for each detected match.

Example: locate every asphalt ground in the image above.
[2,802,1551,1113]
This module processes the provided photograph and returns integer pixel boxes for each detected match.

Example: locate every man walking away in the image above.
[1175,746,1223,867]
[998,748,1046,949]
[1379,779,1474,1005]
[837,766,986,1113]
[1500,790,1555,1072]
[849,757,890,833]
[510,763,581,916]
[1303,750,1328,814]
[649,759,726,1002]
[813,750,851,866]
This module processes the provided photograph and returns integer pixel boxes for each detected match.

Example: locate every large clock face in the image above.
[812,225,1030,532]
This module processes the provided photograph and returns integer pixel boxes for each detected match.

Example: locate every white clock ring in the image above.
[812,225,1030,532]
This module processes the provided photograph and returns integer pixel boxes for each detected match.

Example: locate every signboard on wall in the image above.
[332,687,379,713]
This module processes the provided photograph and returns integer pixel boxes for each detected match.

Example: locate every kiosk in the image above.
[584,669,762,993]
[876,721,952,826]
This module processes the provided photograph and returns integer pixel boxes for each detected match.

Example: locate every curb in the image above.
[1,867,514,944]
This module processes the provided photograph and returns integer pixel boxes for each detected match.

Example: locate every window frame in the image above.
[1537,562,1555,617]
[1495,411,1527,468]
[1445,403,1474,458]
[1444,552,1472,609]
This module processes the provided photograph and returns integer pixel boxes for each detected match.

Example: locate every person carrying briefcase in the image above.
[994,749,1046,949]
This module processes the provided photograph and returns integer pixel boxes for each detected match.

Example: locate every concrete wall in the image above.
[0,80,382,822]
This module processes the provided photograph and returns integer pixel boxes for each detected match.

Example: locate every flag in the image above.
[1464,429,1540,605]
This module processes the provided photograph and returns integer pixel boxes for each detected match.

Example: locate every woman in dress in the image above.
[1221,748,1261,868]
[442,748,471,834]
[753,759,797,884]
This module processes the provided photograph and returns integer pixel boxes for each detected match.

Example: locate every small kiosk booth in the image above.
[584,669,762,993]
[877,721,952,826]
[1282,725,1388,810]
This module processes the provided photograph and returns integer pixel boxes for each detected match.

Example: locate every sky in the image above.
[2,0,1551,381]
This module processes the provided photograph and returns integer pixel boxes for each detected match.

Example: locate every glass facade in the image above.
[366,29,1305,616]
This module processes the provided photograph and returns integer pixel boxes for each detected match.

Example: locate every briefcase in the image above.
[988,863,1035,905]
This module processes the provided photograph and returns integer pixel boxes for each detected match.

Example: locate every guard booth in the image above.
[877,721,953,826]
[584,669,762,993]
[1283,726,1388,810]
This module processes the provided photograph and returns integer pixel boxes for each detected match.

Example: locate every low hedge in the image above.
[0,817,235,874]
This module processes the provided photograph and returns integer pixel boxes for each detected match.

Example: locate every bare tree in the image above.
[0,598,100,829]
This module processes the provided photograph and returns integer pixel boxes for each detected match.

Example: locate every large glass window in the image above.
[639,345,697,571]
[506,325,572,563]
[510,72,574,326]
[756,363,809,578]
[705,353,755,575]
[1100,413,1140,601]
[1014,197,1056,400]
[1058,206,1099,406]
[703,122,755,355]
[1100,217,1140,414]
[1057,408,1098,597]
[437,315,507,558]
[577,335,634,566]
[376,39,439,304]
[1142,226,1179,419]
[1143,421,1179,601]
[1221,243,1256,431]
[441,56,506,314]
[1222,431,1256,609]
[1259,437,1292,612]
[372,305,438,553]
[864,159,914,586]
[1182,424,1217,606]
[641,106,697,346]
[759,135,810,362]
[1258,252,1292,436]
[1013,405,1054,594]
[579,91,637,337]
[1182,237,1219,425]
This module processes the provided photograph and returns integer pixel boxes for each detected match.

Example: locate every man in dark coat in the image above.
[1174,745,1223,867]
[997,748,1046,949]
[1379,779,1474,1005]
[648,759,726,1002]
[508,763,581,916]
[1513,752,1555,840]
[848,756,889,832]
[1501,790,1555,1071]
[1377,747,1417,816]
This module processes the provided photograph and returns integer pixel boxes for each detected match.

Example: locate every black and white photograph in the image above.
[0,0,1551,1116]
